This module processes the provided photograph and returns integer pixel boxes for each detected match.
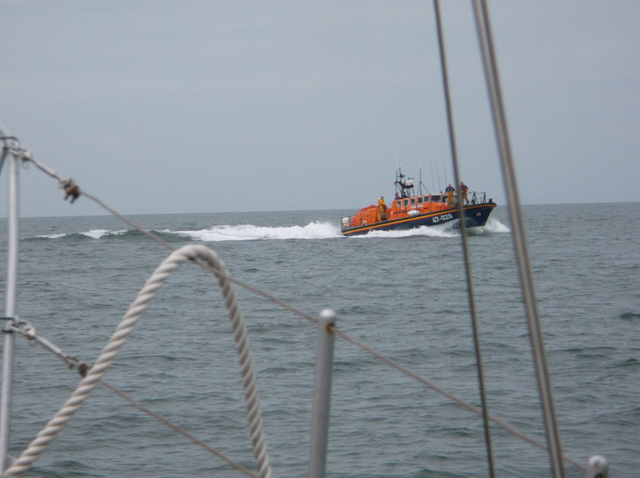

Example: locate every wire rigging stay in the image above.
[1,0,612,469]
[2,244,272,478]
[0,136,590,475]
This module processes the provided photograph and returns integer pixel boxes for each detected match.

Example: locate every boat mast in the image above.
[0,139,19,472]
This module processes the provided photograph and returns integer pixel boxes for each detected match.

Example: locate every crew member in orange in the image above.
[378,196,388,221]
[460,182,469,204]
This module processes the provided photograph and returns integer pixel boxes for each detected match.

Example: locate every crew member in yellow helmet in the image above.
[378,196,388,221]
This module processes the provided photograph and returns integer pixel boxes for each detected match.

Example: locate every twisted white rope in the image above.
[4,245,271,478]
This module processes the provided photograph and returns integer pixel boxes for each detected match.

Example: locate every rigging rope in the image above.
[3,245,272,478]
[432,1,495,475]
[14,153,320,327]
[7,318,258,478]
[7,315,586,475]
[7,316,589,474]
[332,327,585,471]
[471,1,566,476]
[2,142,587,474]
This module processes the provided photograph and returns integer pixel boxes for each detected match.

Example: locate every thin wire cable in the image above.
[7,319,257,478]
[432,2,495,475]
[3,245,272,478]
[98,380,258,478]
[10,152,585,473]
[19,154,319,326]
[332,326,585,471]
[471,2,566,476]
[7,313,586,473]
[84,188,319,325]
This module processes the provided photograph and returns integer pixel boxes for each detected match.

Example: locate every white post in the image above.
[584,455,608,478]
[0,153,19,472]
[308,309,336,478]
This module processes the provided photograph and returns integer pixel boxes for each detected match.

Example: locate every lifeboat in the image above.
[341,168,496,236]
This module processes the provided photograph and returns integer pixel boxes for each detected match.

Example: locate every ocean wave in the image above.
[81,229,128,239]
[34,229,129,240]
[169,221,342,242]
[356,224,459,239]
[484,218,510,233]
[28,218,509,243]
[619,312,640,321]
[354,218,510,239]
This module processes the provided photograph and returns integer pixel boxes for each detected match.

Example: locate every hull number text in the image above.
[433,213,454,224]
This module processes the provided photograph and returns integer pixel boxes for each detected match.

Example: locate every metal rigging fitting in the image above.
[60,178,81,203]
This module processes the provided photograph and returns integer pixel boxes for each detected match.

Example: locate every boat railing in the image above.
[469,191,490,205]
[438,191,491,205]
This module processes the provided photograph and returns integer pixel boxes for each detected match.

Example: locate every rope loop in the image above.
[3,244,272,478]
[1,147,591,476]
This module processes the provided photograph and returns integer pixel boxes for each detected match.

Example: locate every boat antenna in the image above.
[395,141,399,170]
[431,162,436,193]
[443,160,448,186]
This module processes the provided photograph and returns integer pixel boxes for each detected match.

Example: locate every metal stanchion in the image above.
[308,309,336,478]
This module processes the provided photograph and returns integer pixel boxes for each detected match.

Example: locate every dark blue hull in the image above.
[342,202,496,236]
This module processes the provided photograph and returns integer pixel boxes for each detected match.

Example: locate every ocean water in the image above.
[0,203,638,477]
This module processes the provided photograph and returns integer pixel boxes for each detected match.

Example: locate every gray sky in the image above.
[1,1,638,217]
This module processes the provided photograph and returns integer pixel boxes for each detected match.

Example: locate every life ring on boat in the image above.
[362,221,367,226]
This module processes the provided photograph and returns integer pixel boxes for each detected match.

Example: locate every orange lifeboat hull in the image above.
[341,196,496,236]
